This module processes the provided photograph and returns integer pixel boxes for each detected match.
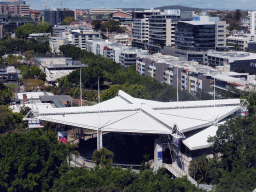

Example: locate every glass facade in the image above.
[175,22,215,51]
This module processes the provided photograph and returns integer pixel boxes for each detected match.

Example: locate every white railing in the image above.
[173,163,198,186]
[172,163,186,176]
[164,164,181,178]
[187,175,198,186]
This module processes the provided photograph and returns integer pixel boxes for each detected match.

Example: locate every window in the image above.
[218,25,224,28]
[218,30,224,32]
[218,39,224,41]
[218,35,224,37]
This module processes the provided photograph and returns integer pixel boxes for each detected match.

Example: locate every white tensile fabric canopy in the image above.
[35,90,241,139]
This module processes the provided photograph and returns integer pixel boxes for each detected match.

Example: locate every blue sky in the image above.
[25,0,253,11]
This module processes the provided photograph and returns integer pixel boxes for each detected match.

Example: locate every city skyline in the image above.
[21,0,254,11]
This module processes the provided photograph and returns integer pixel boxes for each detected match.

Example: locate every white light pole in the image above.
[177,67,179,102]
[80,68,82,107]
[97,79,102,150]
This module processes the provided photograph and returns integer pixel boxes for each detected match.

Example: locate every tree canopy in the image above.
[0,105,24,134]
[52,166,203,192]
[99,20,124,33]
[15,23,51,39]
[91,20,124,33]
[0,130,69,191]
[67,63,104,89]
[0,82,13,105]
[0,39,50,56]
[92,148,114,167]
[60,17,76,25]
[189,114,256,191]
[91,20,102,31]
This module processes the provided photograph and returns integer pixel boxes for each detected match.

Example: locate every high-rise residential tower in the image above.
[0,0,30,17]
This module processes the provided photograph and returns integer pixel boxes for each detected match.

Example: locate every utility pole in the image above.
[80,68,82,107]
[177,67,179,102]
[97,79,102,150]
[214,77,216,123]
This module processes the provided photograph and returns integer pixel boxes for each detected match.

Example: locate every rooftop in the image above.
[179,20,215,25]
[34,90,241,141]
[40,95,73,102]
[207,50,256,63]
[17,92,54,100]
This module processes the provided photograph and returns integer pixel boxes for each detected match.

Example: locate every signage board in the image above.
[164,9,180,16]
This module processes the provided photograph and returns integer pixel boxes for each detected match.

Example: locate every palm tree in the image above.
[66,141,80,168]
[92,147,114,167]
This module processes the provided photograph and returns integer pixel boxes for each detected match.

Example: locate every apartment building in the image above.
[132,9,193,49]
[50,26,99,52]
[136,53,211,93]
[86,39,149,67]
[149,10,193,47]
[0,0,30,17]
[136,52,256,94]
[50,36,68,53]
[175,17,227,51]
[207,50,256,75]
[112,12,132,25]
[161,46,208,64]
[89,9,123,15]
[35,57,86,83]
[44,8,75,26]
[103,43,149,66]
[52,25,92,37]
[226,33,256,50]
[248,11,256,34]
[2,15,36,34]
[132,9,161,48]
[248,42,256,51]
[67,29,100,50]
[86,38,108,55]
[119,47,149,67]
[113,34,130,45]
[0,66,21,83]
[104,42,124,63]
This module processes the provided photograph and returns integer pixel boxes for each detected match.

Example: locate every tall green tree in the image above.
[99,20,122,32]
[247,92,256,116]
[92,147,114,167]
[0,82,13,105]
[15,23,35,39]
[0,130,69,191]
[60,17,76,25]
[15,23,51,39]
[68,64,104,89]
[52,166,203,192]
[234,9,242,22]
[91,20,102,31]
[0,105,24,134]
[66,141,80,168]
[189,115,256,191]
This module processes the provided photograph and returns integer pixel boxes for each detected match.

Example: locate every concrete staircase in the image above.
[164,163,198,187]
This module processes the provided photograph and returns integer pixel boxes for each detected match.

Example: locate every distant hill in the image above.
[154,5,207,12]
[121,8,145,11]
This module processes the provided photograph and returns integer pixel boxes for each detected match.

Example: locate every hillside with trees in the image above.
[58,44,210,102]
